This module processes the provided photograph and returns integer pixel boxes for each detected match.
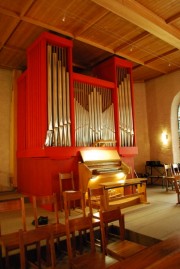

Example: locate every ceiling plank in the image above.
[0,0,37,49]
[21,16,74,38]
[115,31,150,51]
[91,0,180,49]
[75,10,109,37]
[166,12,180,24]
[145,48,178,65]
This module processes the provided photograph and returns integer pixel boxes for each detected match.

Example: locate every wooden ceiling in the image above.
[0,0,180,82]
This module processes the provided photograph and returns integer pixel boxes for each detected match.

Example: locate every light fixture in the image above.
[62,14,66,22]
[161,131,168,145]
[130,46,133,52]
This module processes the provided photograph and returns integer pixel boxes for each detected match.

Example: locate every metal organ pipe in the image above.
[44,45,134,148]
[45,44,71,147]
[74,82,116,147]
[117,67,134,147]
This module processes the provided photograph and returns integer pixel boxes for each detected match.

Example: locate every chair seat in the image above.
[35,222,66,239]
[70,251,119,269]
[107,240,146,260]
[20,228,52,245]
[0,232,19,250]
[87,212,100,227]
[91,216,100,227]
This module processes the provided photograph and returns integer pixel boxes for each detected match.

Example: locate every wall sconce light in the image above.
[161,131,168,145]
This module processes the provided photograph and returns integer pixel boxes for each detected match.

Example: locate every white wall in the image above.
[134,82,150,174]
[133,70,180,175]
[146,70,180,164]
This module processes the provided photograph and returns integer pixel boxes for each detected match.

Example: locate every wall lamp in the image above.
[161,131,168,145]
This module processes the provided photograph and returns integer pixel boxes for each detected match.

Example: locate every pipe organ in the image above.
[17,32,138,197]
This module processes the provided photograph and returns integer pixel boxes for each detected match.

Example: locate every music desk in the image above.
[145,163,165,186]
[108,233,180,269]
[99,178,148,209]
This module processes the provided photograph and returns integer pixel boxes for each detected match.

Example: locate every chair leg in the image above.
[5,249,10,269]
[0,246,3,269]
[177,193,180,204]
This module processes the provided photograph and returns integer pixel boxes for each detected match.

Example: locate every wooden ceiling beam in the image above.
[91,0,180,49]
[20,0,36,17]
[0,7,19,18]
[145,48,178,65]
[21,16,74,38]
[133,62,166,74]
[166,12,180,24]
[0,0,36,50]
[3,45,26,53]
[115,51,144,65]
[115,31,150,51]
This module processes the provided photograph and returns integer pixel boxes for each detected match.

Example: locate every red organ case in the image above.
[17,32,137,198]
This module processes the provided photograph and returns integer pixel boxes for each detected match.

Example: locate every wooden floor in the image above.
[0,184,179,268]
[122,185,180,241]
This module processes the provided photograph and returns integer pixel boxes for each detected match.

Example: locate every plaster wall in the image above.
[133,82,150,174]
[134,70,180,174]
[0,69,12,186]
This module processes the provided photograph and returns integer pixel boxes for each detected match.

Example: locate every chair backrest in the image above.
[63,190,86,219]
[59,172,75,211]
[88,187,106,215]
[164,164,173,177]
[32,193,59,227]
[59,171,75,192]
[100,208,125,254]
[0,197,26,234]
[172,163,180,176]
[63,191,95,260]
[19,225,56,269]
[171,164,180,194]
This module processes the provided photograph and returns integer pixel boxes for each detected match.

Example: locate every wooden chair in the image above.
[88,187,124,226]
[32,193,66,249]
[88,187,105,224]
[100,207,146,261]
[0,196,26,269]
[19,225,56,269]
[171,163,180,204]
[171,163,180,178]
[63,190,119,269]
[88,187,125,248]
[63,190,86,219]
[59,171,75,211]
[164,164,174,191]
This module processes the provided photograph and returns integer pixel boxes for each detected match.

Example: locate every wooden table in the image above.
[99,178,147,209]
[108,233,180,269]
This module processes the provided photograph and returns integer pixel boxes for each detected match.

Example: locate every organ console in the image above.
[78,149,147,209]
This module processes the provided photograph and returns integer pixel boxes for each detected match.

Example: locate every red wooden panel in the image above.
[17,156,79,197]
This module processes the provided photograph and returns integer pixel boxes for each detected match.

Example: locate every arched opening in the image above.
[171,92,180,163]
